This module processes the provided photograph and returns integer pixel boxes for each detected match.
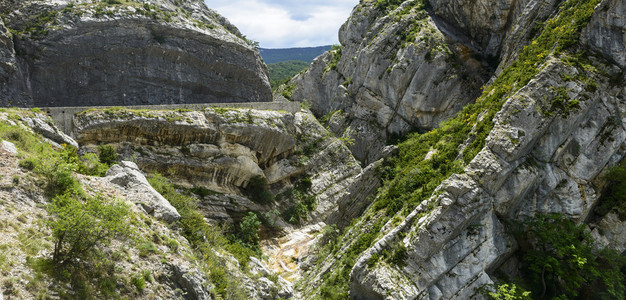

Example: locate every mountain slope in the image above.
[268,60,310,89]
[259,46,332,64]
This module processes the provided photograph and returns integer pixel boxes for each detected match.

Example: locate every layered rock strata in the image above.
[73,107,376,229]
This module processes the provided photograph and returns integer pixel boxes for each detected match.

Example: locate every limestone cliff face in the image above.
[349,57,625,298]
[73,107,371,229]
[290,0,490,165]
[0,110,292,299]
[0,0,271,107]
[289,0,576,165]
[581,0,626,69]
[294,0,626,298]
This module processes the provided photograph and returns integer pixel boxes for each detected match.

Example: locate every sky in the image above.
[205,0,358,48]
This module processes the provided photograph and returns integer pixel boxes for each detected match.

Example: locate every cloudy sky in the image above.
[205,0,358,48]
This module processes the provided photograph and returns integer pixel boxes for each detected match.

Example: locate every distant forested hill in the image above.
[267,60,310,89]
[260,46,332,64]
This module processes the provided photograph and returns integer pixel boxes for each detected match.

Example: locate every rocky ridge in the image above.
[0,0,271,107]
[351,55,625,299]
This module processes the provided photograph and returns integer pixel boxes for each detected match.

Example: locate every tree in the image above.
[518,214,626,299]
[488,283,532,300]
[48,193,131,265]
[244,175,273,204]
[239,212,261,246]
[97,144,117,166]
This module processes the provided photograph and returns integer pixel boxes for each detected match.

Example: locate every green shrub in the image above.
[48,193,131,265]
[281,176,316,224]
[324,45,342,73]
[34,149,83,197]
[238,212,261,246]
[137,242,157,257]
[595,160,626,219]
[516,214,626,299]
[487,283,531,300]
[98,144,117,166]
[77,152,110,177]
[245,175,274,204]
[147,174,256,297]
[131,274,146,292]
[281,82,296,101]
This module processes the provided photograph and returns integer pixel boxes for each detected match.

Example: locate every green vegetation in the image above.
[148,174,254,299]
[244,175,274,205]
[514,214,626,299]
[131,273,146,292]
[260,46,331,64]
[281,82,297,101]
[98,144,118,166]
[49,193,131,265]
[323,44,342,74]
[268,60,309,89]
[279,176,316,225]
[374,0,404,11]
[0,111,139,298]
[317,217,386,299]
[9,10,59,38]
[595,160,626,219]
[239,212,261,245]
[487,283,531,300]
[319,110,343,126]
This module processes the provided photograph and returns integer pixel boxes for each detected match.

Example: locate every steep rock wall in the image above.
[295,0,626,298]
[290,0,489,165]
[581,0,626,69]
[0,0,271,107]
[349,57,625,298]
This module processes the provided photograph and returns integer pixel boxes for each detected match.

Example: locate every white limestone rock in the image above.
[106,161,181,223]
[0,140,17,155]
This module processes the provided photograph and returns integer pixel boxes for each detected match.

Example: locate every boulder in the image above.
[106,161,180,223]
[0,140,17,155]
[168,263,211,300]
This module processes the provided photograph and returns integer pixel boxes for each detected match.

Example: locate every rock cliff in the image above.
[1,0,625,298]
[350,56,624,299]
[289,0,490,165]
[0,0,271,107]
[72,106,372,230]
[293,0,626,298]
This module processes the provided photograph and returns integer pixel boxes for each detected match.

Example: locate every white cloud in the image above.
[205,0,357,48]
